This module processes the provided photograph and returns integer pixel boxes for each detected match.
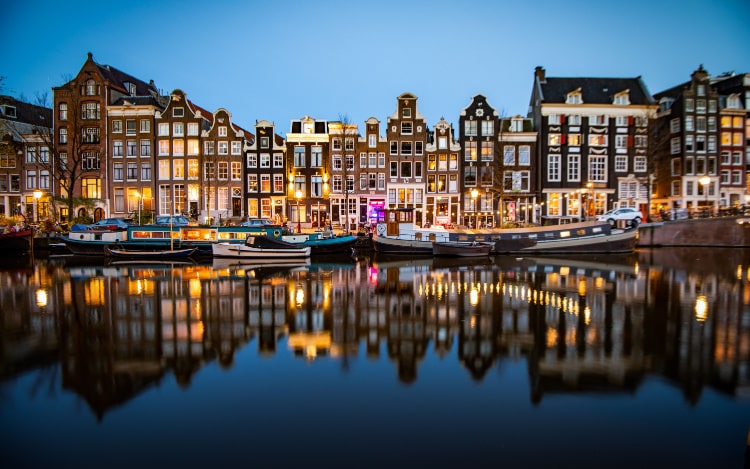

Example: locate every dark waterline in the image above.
[1,248,750,468]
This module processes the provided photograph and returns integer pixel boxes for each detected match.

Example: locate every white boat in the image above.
[212,236,311,259]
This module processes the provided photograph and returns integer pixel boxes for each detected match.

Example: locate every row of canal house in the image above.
[1,53,748,228]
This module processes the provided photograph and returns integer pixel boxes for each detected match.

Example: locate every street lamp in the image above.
[700,176,710,215]
[295,189,303,233]
[471,188,479,229]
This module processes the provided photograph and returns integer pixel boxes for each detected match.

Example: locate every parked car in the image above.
[89,218,131,230]
[596,208,642,226]
[153,215,194,226]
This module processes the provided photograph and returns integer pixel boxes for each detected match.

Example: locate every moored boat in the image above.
[373,207,638,256]
[282,230,357,255]
[212,235,311,259]
[0,228,33,254]
[433,241,493,257]
[104,246,197,260]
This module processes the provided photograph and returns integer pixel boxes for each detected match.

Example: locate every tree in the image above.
[334,114,357,232]
[33,83,102,223]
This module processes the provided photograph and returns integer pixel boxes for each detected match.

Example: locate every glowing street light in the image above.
[700,176,711,215]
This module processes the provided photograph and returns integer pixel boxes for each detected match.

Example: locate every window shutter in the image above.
[561,134,567,145]
[560,114,566,124]
[628,116,634,125]
[627,135,633,147]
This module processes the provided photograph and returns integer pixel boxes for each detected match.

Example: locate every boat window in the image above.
[560,231,571,238]
[415,232,422,240]
[576,229,587,236]
[592,227,603,233]
[429,233,436,242]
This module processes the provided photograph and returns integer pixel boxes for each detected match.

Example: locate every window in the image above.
[173,159,184,179]
[390,141,398,155]
[615,116,629,127]
[548,155,560,182]
[260,154,270,168]
[346,155,354,171]
[294,147,305,167]
[173,107,184,117]
[615,135,628,149]
[273,153,283,168]
[519,146,530,165]
[274,174,283,192]
[615,155,627,172]
[113,163,124,181]
[589,115,607,126]
[369,152,377,168]
[566,93,582,105]
[568,134,581,146]
[685,116,694,131]
[503,146,515,165]
[415,141,423,155]
[438,137,447,150]
[173,139,184,156]
[187,160,198,179]
[82,178,101,199]
[311,146,322,167]
[401,141,412,155]
[567,154,580,181]
[113,141,124,157]
[218,141,228,155]
[634,156,647,172]
[464,141,476,161]
[671,137,681,154]
[261,174,271,192]
[158,123,169,136]
[549,134,561,146]
[482,120,494,135]
[378,153,385,168]
[204,141,215,155]
[402,107,411,118]
[685,99,694,112]
[142,163,151,181]
[140,119,150,133]
[159,160,170,179]
[141,140,151,157]
[390,161,398,177]
[368,134,376,147]
[218,162,229,181]
[332,138,341,151]
[588,155,607,182]
[588,135,607,146]
[696,100,706,113]
[400,161,412,178]
[59,127,67,144]
[464,166,477,186]
[187,122,199,136]
[82,79,100,96]
[59,103,67,120]
[219,126,227,137]
[127,163,137,181]
[261,136,270,148]
[81,102,100,120]
[127,141,137,157]
[333,175,342,192]
[311,176,323,197]
[635,135,647,148]
[82,127,100,144]
[248,174,258,192]
[548,114,561,125]
[465,120,477,136]
[126,119,136,135]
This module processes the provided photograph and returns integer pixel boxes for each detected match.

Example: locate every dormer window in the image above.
[2,105,16,118]
[125,82,136,96]
[302,122,314,134]
[219,126,227,137]
[727,94,742,110]
[510,118,523,132]
[402,107,411,118]
[173,107,184,117]
[613,90,630,105]
[566,89,583,104]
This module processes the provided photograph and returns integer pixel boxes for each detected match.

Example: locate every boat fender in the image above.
[273,229,282,238]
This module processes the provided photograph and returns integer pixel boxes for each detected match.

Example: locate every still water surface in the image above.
[2,248,750,468]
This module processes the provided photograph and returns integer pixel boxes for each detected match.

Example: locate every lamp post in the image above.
[471,188,479,229]
[295,189,302,233]
[700,176,710,216]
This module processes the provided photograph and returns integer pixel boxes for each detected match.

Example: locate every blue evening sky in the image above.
[3,0,749,133]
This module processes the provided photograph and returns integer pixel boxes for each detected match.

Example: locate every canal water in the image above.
[1,248,750,468]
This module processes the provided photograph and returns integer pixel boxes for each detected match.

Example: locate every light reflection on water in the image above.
[2,248,750,467]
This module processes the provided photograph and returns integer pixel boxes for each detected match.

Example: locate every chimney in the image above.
[535,66,546,83]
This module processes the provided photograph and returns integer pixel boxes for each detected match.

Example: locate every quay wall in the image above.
[637,217,750,247]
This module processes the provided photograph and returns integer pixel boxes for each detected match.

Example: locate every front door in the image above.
[232,198,241,217]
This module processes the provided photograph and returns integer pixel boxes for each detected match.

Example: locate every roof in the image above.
[90,53,157,96]
[539,77,655,105]
[0,95,52,127]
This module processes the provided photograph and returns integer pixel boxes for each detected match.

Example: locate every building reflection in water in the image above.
[2,247,750,418]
